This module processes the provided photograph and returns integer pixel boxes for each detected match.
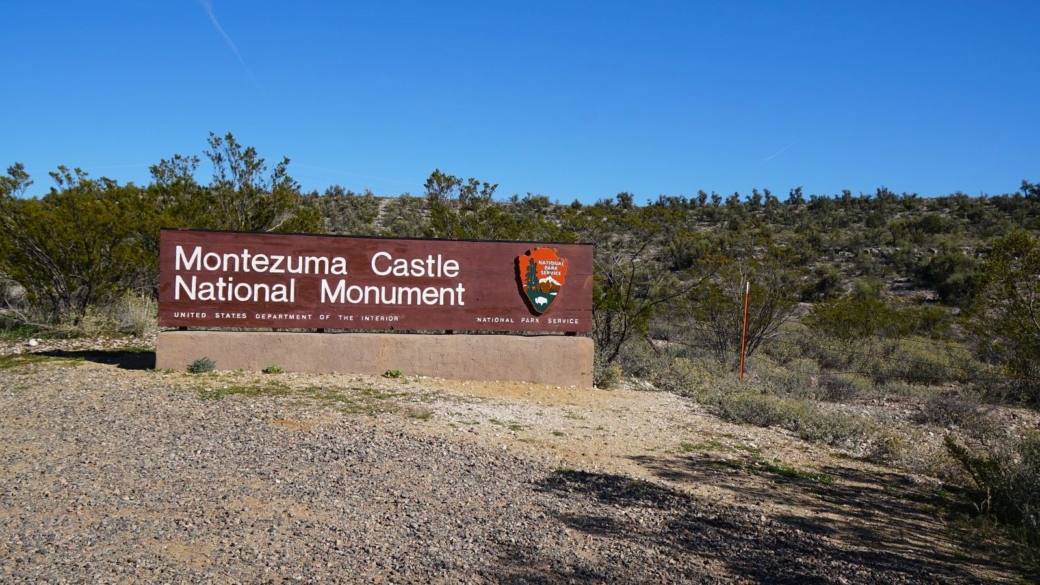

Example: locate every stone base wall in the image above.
[156,331,594,387]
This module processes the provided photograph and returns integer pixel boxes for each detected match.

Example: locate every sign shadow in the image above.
[40,349,156,370]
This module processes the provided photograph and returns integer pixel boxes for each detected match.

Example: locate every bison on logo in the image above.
[517,248,568,314]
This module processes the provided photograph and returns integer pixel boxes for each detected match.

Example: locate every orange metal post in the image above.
[739,281,750,380]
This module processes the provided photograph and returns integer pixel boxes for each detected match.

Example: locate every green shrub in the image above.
[974,379,1040,405]
[805,297,906,341]
[713,391,796,428]
[907,212,954,236]
[801,264,844,302]
[889,339,971,385]
[902,304,953,337]
[710,391,868,447]
[680,256,803,365]
[759,358,819,398]
[318,186,382,236]
[917,249,979,306]
[652,357,709,396]
[945,432,1040,549]
[795,408,869,446]
[752,342,870,402]
[865,212,887,229]
[966,231,1040,399]
[793,318,971,387]
[188,357,215,374]
[60,306,122,338]
[382,368,403,379]
[595,361,622,389]
[0,165,158,325]
[593,350,623,389]
[263,365,285,374]
[616,338,665,380]
[874,380,933,399]
[761,334,804,365]
[786,327,851,371]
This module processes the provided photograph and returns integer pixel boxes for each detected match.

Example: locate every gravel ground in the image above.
[0,351,1011,583]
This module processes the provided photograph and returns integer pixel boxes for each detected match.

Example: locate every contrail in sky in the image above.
[199,0,263,93]
[763,140,798,162]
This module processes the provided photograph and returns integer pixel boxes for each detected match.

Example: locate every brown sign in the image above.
[158,229,593,332]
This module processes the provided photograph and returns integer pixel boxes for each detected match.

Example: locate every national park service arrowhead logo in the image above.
[518,248,568,314]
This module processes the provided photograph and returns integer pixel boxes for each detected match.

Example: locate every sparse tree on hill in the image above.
[967,231,1040,398]
[681,248,803,365]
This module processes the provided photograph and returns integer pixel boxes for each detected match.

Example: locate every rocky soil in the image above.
[0,338,1022,584]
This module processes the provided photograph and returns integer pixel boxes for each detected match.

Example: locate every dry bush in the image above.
[767,357,820,398]
[708,389,870,448]
[653,357,706,396]
[114,293,157,337]
[913,392,982,426]
[0,278,26,311]
[817,371,871,402]
[873,380,935,399]
[593,352,623,389]
[945,431,1040,552]
[865,430,906,463]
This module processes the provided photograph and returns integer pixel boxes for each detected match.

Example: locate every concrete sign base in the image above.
[157,331,594,388]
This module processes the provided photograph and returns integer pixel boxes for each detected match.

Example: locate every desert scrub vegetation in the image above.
[945,428,1040,563]
[709,389,869,447]
[3,136,1039,556]
[187,357,216,374]
[197,380,291,400]
[0,290,158,341]
[611,306,1039,559]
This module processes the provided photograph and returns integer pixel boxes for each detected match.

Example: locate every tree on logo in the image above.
[525,258,539,293]
[517,248,568,315]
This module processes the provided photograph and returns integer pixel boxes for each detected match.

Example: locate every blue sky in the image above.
[2,1,1037,202]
